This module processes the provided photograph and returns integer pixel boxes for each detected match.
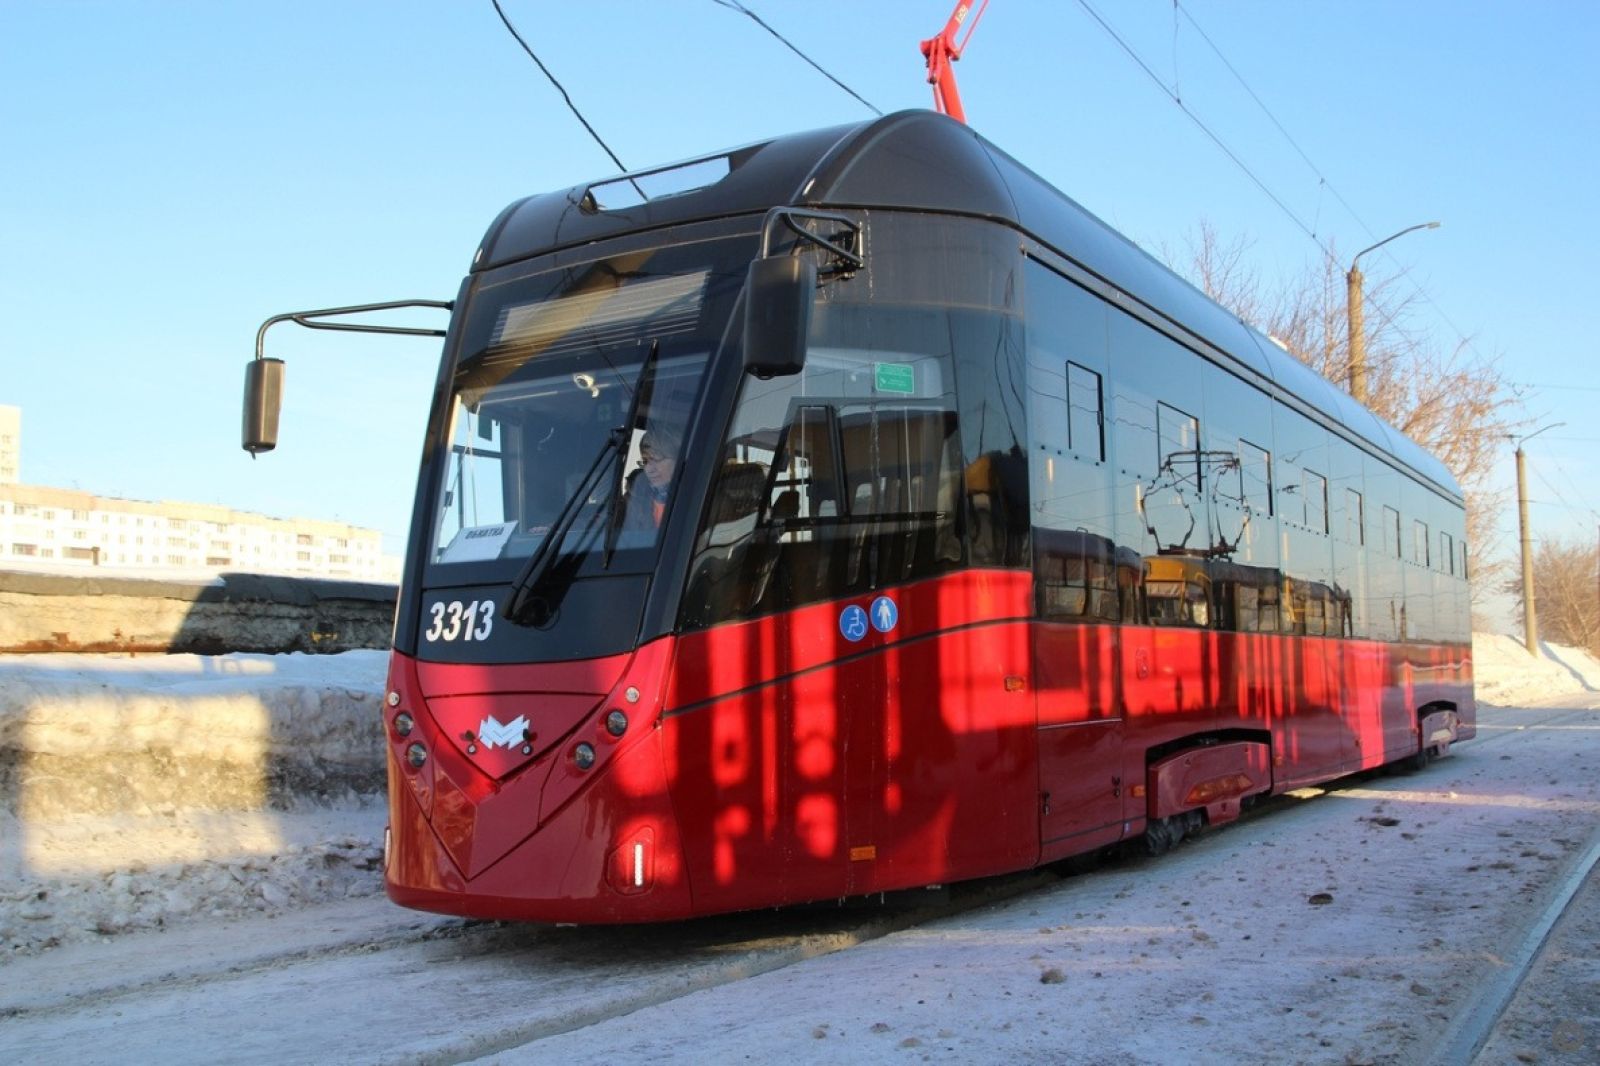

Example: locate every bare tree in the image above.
[1165,225,1521,603]
[1503,535,1600,654]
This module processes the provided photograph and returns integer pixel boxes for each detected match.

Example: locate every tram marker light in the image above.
[406,742,428,769]
[605,710,628,737]
[574,743,597,770]
[393,712,414,737]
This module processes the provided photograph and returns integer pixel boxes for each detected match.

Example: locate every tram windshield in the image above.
[425,240,746,578]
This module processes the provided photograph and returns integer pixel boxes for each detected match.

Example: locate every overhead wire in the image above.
[1084,0,1474,369]
[1073,0,1322,246]
[1531,465,1595,523]
[1173,1,1512,384]
[1174,1,1370,241]
[489,0,632,174]
[711,0,881,115]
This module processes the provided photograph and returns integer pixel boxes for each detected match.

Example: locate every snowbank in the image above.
[1471,631,1600,707]
[0,651,389,818]
[4,635,1598,958]
[1,651,389,955]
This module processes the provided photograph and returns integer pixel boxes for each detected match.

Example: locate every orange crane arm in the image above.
[919,0,990,125]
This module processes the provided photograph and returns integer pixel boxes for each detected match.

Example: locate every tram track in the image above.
[1431,826,1600,1065]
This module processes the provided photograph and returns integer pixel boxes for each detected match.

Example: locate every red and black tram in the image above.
[246,110,1474,922]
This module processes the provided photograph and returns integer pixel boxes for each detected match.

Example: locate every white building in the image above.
[0,406,396,581]
[0,483,396,581]
[0,405,18,484]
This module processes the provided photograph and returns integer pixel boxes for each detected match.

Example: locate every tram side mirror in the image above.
[242,357,285,454]
[742,256,816,377]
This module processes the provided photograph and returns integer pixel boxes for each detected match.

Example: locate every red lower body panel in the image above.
[382,569,1475,922]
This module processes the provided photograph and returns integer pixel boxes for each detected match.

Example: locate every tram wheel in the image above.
[1144,816,1177,856]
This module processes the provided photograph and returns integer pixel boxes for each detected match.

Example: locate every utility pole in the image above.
[1346,222,1439,404]
[1516,443,1537,654]
[1347,263,1367,403]
[1511,423,1564,655]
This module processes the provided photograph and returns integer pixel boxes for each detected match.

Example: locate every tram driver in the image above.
[622,426,681,532]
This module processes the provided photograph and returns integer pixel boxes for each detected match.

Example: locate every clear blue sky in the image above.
[3,1,1596,616]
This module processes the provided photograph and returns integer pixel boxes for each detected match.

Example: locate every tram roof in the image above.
[477,110,1458,499]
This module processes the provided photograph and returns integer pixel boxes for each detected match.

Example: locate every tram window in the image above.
[1066,362,1104,460]
[1345,488,1365,545]
[1239,440,1272,516]
[1460,539,1469,580]
[1214,450,1245,507]
[1305,591,1326,636]
[1412,519,1430,566]
[1303,470,1328,534]
[1037,529,1120,621]
[1143,556,1210,628]
[1157,403,1201,489]
[1382,506,1402,559]
[683,329,967,628]
[1113,390,1158,480]
[1441,530,1454,575]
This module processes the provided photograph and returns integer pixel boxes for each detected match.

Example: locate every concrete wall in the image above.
[0,569,397,654]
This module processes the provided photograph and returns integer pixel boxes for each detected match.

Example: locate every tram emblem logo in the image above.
[477,714,530,750]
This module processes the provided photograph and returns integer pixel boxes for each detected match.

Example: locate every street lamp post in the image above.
[1511,422,1565,655]
[1346,221,1440,404]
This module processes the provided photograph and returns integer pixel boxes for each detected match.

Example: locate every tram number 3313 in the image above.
[424,599,495,643]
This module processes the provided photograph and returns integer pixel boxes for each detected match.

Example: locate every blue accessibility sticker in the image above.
[869,596,899,633]
[839,604,869,642]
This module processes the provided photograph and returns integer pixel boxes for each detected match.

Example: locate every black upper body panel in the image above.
[471,110,1458,501]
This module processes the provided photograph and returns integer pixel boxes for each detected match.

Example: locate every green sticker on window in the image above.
[874,362,915,395]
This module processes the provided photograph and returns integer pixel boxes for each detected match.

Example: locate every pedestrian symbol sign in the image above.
[870,596,898,633]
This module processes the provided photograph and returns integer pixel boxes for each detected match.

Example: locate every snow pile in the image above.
[0,651,389,819]
[0,808,385,955]
[1471,631,1600,707]
[1,650,390,956]
[3,635,1599,958]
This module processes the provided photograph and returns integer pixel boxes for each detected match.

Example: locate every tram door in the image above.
[1033,531,1127,856]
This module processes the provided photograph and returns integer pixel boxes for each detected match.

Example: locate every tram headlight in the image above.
[393,712,414,738]
[406,742,428,769]
[573,742,596,770]
[605,710,628,737]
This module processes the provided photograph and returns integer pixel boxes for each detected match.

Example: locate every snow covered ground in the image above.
[1,634,1598,1064]
[1469,632,1600,707]
[1,651,389,954]
[2,636,1597,959]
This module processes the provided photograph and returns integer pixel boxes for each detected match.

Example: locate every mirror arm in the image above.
[253,299,454,361]
[758,208,862,271]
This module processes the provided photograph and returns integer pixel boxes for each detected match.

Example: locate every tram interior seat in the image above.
[683,462,767,623]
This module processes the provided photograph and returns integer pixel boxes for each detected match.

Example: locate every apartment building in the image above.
[0,405,18,484]
[0,483,396,582]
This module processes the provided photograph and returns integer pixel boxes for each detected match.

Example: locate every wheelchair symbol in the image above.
[839,605,869,642]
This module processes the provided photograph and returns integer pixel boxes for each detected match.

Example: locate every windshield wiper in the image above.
[502,430,624,625]
[502,341,662,625]
[602,340,661,568]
